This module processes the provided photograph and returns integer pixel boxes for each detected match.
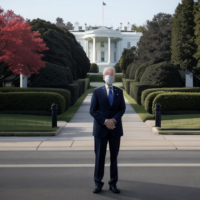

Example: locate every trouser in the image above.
[94,132,121,188]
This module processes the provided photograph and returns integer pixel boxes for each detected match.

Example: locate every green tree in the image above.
[89,63,99,73]
[131,24,147,33]
[119,56,133,71]
[171,0,197,71]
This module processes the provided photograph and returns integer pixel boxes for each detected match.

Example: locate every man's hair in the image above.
[103,67,115,76]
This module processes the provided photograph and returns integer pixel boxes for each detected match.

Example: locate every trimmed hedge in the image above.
[74,80,84,97]
[122,78,136,95]
[30,62,68,88]
[63,67,73,84]
[141,87,200,107]
[64,83,79,106]
[88,75,122,82]
[79,78,90,92]
[0,87,71,111]
[0,92,65,114]
[152,93,200,114]
[145,91,165,114]
[129,82,159,105]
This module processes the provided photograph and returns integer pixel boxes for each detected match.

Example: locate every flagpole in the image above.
[102,2,104,26]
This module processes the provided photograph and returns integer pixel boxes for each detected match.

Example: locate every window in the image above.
[101,42,104,47]
[124,26,127,31]
[115,42,117,48]
[114,52,116,62]
[127,42,131,49]
[101,51,105,62]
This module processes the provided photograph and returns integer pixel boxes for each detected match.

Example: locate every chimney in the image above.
[74,22,79,31]
[85,23,87,31]
[120,23,123,31]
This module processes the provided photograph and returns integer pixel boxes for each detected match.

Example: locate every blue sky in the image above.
[1,0,182,29]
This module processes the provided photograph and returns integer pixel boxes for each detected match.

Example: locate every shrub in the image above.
[152,93,200,114]
[114,63,121,73]
[129,62,140,79]
[119,56,133,71]
[0,87,71,111]
[0,92,65,114]
[64,83,79,106]
[145,91,165,114]
[63,67,73,84]
[89,63,99,73]
[74,80,84,97]
[122,78,136,95]
[135,61,153,82]
[140,62,182,87]
[130,82,159,105]
[79,78,90,92]
[125,63,132,78]
[30,62,68,87]
[141,87,200,107]
[115,75,123,82]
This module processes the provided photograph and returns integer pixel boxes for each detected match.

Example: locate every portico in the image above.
[71,26,142,72]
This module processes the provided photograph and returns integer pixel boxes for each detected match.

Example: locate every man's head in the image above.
[103,67,115,85]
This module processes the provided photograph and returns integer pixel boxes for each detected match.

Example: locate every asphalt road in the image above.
[1,150,200,200]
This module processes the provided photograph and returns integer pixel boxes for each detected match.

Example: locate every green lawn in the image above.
[57,87,96,122]
[0,114,58,132]
[160,114,200,130]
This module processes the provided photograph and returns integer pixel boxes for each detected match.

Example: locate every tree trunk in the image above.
[20,74,27,88]
[185,70,193,87]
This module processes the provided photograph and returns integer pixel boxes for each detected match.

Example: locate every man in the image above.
[90,67,126,194]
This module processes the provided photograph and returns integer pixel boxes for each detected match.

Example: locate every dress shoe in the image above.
[109,185,120,193]
[93,186,102,193]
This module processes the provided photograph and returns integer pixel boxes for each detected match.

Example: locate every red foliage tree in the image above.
[0,7,49,76]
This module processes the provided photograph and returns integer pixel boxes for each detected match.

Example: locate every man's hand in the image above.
[105,119,115,130]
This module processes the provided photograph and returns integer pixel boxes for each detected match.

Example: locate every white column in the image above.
[85,40,88,56]
[117,40,121,61]
[108,37,111,64]
[20,74,27,88]
[93,37,96,62]
[185,70,193,87]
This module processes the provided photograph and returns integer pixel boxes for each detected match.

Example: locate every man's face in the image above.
[103,68,115,81]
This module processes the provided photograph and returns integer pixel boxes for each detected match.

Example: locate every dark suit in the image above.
[90,85,126,188]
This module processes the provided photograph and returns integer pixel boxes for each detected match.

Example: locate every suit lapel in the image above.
[102,86,110,105]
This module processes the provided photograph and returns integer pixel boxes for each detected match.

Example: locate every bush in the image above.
[129,62,140,79]
[141,87,200,107]
[122,78,136,95]
[64,83,79,106]
[125,63,132,78]
[0,92,65,114]
[63,67,73,84]
[152,93,200,114]
[140,62,182,87]
[0,87,71,111]
[79,78,90,92]
[144,91,165,114]
[88,75,122,82]
[74,80,84,97]
[129,82,159,105]
[30,62,68,87]
[119,56,133,71]
[115,74,123,82]
[135,61,153,82]
[114,63,121,73]
[89,63,99,73]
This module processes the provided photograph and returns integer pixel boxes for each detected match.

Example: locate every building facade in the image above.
[70,23,142,72]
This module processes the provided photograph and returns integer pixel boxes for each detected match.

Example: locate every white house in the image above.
[70,22,142,72]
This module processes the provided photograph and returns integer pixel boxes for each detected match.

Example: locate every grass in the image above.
[0,114,59,132]
[160,114,200,130]
[158,131,200,135]
[87,75,123,82]
[121,87,155,122]
[57,86,96,122]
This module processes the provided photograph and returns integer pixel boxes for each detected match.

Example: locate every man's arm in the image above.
[112,90,126,122]
[90,90,106,125]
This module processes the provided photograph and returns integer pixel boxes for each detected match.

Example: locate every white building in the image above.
[70,22,142,72]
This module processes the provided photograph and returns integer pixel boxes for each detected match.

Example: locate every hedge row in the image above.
[0,87,71,111]
[0,92,65,114]
[64,78,89,106]
[129,82,159,105]
[88,75,123,82]
[122,78,136,95]
[152,93,200,114]
[141,87,200,106]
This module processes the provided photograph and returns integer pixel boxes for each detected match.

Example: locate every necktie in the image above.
[108,86,113,105]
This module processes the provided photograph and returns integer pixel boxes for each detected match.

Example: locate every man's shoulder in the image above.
[113,86,123,93]
[94,86,105,92]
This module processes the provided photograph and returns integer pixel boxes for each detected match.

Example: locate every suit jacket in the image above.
[90,86,126,138]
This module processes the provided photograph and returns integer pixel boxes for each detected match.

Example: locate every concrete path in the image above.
[1,93,200,150]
